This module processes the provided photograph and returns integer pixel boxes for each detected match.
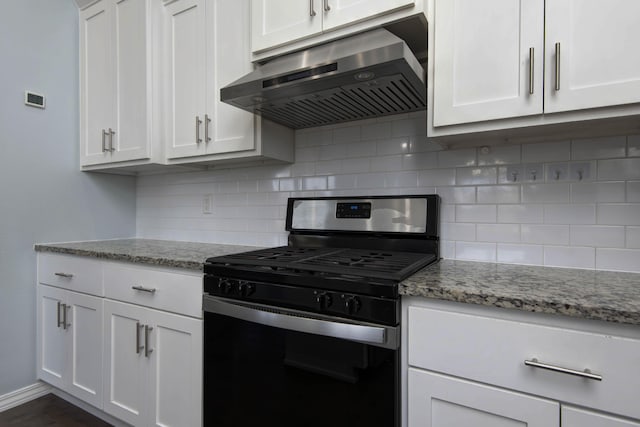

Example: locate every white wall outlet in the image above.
[524,163,543,182]
[505,165,524,183]
[545,162,569,182]
[202,195,213,214]
[569,162,592,181]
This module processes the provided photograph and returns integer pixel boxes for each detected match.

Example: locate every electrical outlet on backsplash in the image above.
[135,112,640,273]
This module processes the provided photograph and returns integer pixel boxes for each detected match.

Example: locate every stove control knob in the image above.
[217,279,233,295]
[345,296,361,314]
[238,282,255,297]
[316,292,332,310]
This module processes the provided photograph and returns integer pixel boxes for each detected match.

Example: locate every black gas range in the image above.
[203,195,439,427]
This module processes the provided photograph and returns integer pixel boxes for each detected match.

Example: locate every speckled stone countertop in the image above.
[400,259,640,326]
[34,239,259,271]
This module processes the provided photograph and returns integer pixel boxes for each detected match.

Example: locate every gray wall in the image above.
[0,0,136,396]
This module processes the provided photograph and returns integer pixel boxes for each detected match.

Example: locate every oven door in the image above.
[203,296,400,427]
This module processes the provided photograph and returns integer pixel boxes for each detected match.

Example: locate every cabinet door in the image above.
[206,0,255,155]
[164,0,208,159]
[36,285,67,389]
[65,291,104,409]
[111,0,151,163]
[408,368,559,427]
[147,309,203,427]
[103,300,148,426]
[545,0,640,113]
[251,0,323,52]
[433,0,544,126]
[322,0,414,31]
[79,0,115,166]
[563,406,640,427]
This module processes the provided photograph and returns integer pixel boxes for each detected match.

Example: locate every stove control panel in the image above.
[336,202,371,219]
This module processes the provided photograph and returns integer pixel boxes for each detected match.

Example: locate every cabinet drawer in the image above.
[104,263,202,318]
[408,305,640,420]
[38,253,102,296]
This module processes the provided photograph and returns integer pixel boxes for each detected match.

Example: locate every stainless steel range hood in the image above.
[220,29,426,129]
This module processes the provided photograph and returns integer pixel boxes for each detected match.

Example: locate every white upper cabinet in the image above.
[251,0,418,54]
[544,0,640,113]
[80,0,151,167]
[433,0,544,126]
[429,0,640,137]
[162,0,293,164]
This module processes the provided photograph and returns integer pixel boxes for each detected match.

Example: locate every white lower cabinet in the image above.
[409,369,558,427]
[103,299,202,427]
[404,297,640,427]
[37,284,104,409]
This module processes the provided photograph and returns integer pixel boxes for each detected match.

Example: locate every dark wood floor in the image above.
[0,394,111,426]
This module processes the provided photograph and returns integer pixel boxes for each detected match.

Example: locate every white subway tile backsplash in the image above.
[137,119,640,272]
[522,225,570,245]
[627,181,640,202]
[497,244,543,265]
[544,246,595,269]
[418,169,456,187]
[456,205,497,223]
[456,167,498,185]
[571,136,626,160]
[437,148,477,168]
[522,141,570,163]
[628,135,640,157]
[478,145,521,165]
[570,225,625,248]
[477,185,520,204]
[477,224,520,243]
[627,227,640,248]
[596,248,640,273]
[455,242,497,262]
[522,183,570,203]
[597,204,640,225]
[436,186,476,204]
[570,182,625,203]
[544,204,596,225]
[498,205,543,224]
[598,158,640,180]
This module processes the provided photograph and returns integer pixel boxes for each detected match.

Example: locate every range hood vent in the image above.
[220,29,426,129]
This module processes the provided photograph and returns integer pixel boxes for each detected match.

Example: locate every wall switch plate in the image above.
[524,163,543,182]
[569,162,592,181]
[546,162,569,182]
[202,195,213,214]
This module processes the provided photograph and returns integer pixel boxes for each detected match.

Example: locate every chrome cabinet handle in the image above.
[529,47,534,95]
[55,272,73,278]
[108,128,116,152]
[62,304,70,330]
[57,301,63,328]
[205,114,211,143]
[136,322,144,354]
[195,116,203,144]
[102,129,108,152]
[132,285,156,294]
[323,0,330,11]
[524,358,602,381]
[309,0,316,16]
[144,325,153,358]
[554,42,561,91]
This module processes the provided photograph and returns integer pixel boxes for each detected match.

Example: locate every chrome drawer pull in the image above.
[144,325,154,358]
[524,358,602,381]
[132,285,157,294]
[54,272,73,278]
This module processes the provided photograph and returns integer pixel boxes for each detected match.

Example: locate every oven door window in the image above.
[204,311,398,427]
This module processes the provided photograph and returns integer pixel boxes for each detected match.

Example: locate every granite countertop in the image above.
[34,238,260,271]
[400,259,640,326]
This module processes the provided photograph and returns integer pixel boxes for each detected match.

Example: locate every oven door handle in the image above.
[204,296,398,349]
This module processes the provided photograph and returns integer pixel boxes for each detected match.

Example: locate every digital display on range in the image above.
[336,202,371,219]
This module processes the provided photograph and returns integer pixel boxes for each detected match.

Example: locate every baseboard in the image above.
[0,381,51,413]
[51,388,130,427]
